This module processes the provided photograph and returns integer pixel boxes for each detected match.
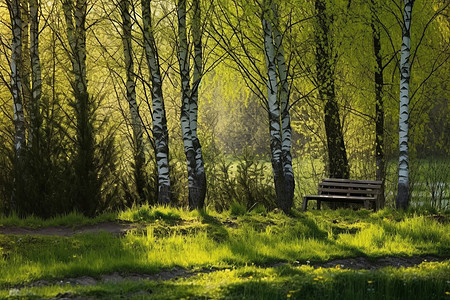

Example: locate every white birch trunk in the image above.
[121,0,147,202]
[177,0,194,165]
[62,0,87,97]
[397,0,414,209]
[177,0,206,209]
[262,3,286,211]
[178,0,195,206]
[10,0,26,158]
[272,3,294,210]
[141,0,171,204]
[190,0,206,209]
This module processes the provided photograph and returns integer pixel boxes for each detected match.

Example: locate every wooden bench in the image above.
[302,178,382,211]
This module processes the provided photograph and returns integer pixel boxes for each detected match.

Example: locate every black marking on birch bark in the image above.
[142,0,172,204]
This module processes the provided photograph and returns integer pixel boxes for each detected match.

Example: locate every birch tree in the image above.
[120,0,147,203]
[141,0,171,204]
[8,0,26,159]
[177,0,206,210]
[261,0,294,212]
[6,0,27,211]
[397,0,414,209]
[62,0,88,97]
[314,0,349,179]
[62,0,98,216]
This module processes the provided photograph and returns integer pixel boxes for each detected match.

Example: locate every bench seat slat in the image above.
[304,195,376,201]
[322,178,382,185]
[319,182,382,189]
[318,187,380,195]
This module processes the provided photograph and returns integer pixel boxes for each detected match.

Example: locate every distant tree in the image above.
[370,0,386,208]
[314,0,349,179]
[29,0,42,146]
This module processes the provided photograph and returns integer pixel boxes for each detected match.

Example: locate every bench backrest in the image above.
[319,179,382,198]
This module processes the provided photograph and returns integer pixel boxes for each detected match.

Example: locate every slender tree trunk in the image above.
[261,1,294,213]
[9,0,26,210]
[141,0,171,204]
[315,0,349,179]
[63,0,88,97]
[370,0,385,209]
[30,0,42,147]
[262,9,283,210]
[9,0,26,158]
[397,0,414,210]
[63,0,96,216]
[177,0,206,210]
[120,0,147,203]
[190,0,206,209]
[271,2,294,212]
[19,0,32,147]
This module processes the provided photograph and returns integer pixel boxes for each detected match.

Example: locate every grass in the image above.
[0,206,449,299]
[2,262,449,299]
[0,211,117,229]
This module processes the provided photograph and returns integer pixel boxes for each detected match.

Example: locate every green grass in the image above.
[2,262,449,299]
[0,210,117,228]
[0,206,449,299]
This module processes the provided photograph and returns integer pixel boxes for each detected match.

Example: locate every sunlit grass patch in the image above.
[0,206,449,294]
[1,261,448,299]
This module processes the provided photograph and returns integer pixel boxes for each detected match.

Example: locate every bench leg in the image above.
[302,198,308,211]
[364,200,370,210]
[317,200,321,210]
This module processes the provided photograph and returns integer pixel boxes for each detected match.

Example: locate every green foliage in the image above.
[205,146,276,212]
[69,93,120,217]
[230,202,247,216]
[122,204,181,224]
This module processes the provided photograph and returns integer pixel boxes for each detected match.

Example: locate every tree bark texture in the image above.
[397,0,414,210]
[370,0,385,209]
[9,0,26,158]
[19,0,33,146]
[30,0,42,147]
[120,0,147,203]
[261,1,294,213]
[272,3,294,212]
[141,0,171,205]
[315,0,349,179]
[177,0,206,210]
[62,0,88,97]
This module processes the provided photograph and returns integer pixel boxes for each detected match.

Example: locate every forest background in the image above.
[0,0,448,217]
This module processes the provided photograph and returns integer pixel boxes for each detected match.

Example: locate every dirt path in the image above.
[0,222,138,237]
